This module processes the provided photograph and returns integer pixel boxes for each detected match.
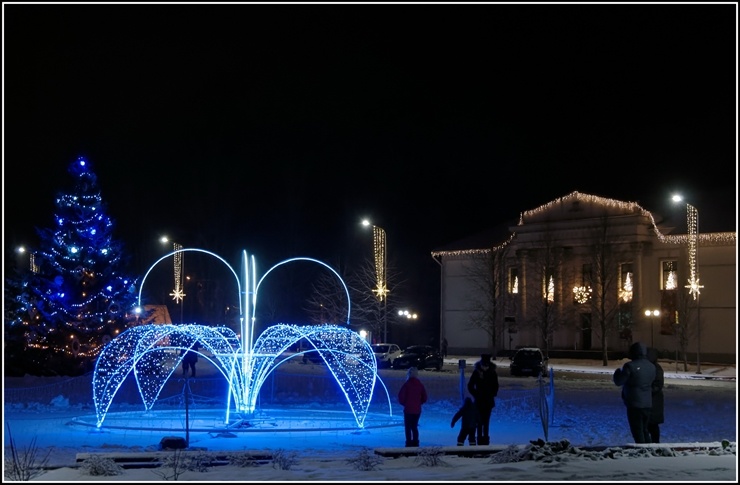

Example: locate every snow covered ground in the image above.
[3,355,737,482]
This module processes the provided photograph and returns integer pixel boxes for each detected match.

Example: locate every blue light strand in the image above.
[94,250,390,430]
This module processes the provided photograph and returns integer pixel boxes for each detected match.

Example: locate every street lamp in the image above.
[398,309,418,320]
[16,246,39,273]
[160,236,185,324]
[644,309,660,349]
[671,195,704,373]
[362,219,389,342]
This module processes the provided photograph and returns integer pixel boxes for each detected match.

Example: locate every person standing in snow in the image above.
[451,396,479,446]
[467,353,499,445]
[613,341,656,443]
[180,342,200,378]
[398,366,428,447]
[646,347,665,443]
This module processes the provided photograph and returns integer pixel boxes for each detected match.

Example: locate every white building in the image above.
[432,192,736,364]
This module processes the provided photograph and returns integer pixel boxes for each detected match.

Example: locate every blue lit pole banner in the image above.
[92,249,394,431]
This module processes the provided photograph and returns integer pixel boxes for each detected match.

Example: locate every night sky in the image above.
[3,3,737,333]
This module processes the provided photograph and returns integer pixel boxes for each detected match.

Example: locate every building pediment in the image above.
[518,191,646,226]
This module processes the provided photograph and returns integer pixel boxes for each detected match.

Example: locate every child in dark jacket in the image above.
[451,396,479,445]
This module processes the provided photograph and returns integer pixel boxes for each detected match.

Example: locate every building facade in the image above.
[432,192,736,364]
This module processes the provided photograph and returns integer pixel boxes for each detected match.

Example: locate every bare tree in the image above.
[462,247,509,356]
[524,234,569,358]
[345,258,405,341]
[671,287,698,372]
[304,257,405,342]
[585,215,631,366]
[303,269,351,325]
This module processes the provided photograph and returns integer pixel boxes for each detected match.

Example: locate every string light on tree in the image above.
[4,157,139,376]
[620,272,633,303]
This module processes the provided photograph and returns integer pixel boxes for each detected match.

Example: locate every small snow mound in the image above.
[51,394,70,408]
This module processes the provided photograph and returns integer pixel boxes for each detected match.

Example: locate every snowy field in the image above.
[3,356,737,482]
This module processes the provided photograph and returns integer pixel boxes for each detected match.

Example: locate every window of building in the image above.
[543,268,555,302]
[508,267,519,294]
[662,260,678,290]
[619,262,633,303]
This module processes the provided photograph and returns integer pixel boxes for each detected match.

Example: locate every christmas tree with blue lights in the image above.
[4,157,141,376]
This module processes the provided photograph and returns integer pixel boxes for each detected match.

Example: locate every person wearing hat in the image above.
[467,353,499,445]
[398,366,428,447]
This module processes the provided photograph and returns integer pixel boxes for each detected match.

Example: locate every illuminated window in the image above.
[508,267,519,294]
[543,269,555,302]
[662,260,677,290]
[619,263,633,303]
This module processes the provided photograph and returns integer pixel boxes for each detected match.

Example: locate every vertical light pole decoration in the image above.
[672,195,704,373]
[16,246,39,273]
[362,219,389,342]
[162,236,186,324]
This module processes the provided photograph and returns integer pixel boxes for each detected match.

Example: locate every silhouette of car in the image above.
[509,347,548,377]
[391,345,443,371]
[371,343,402,368]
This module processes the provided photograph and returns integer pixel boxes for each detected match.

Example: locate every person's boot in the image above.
[479,436,490,446]
[411,439,419,447]
[469,438,477,446]
[405,440,413,447]
[457,441,464,446]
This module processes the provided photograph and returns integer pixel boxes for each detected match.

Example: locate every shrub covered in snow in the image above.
[79,456,123,476]
[346,447,384,471]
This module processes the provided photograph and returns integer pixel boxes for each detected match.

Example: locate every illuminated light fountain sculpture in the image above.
[92,249,392,432]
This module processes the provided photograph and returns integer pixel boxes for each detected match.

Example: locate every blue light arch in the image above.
[93,249,391,431]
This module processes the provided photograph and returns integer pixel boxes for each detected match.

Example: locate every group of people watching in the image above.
[399,341,666,448]
[398,352,499,448]
[613,341,665,443]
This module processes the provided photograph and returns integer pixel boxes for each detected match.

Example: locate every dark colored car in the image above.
[391,345,444,371]
[509,347,548,377]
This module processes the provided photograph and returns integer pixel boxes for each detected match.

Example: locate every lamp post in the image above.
[671,195,704,374]
[644,309,660,349]
[362,219,388,342]
[397,309,418,320]
[161,236,185,324]
[16,246,39,273]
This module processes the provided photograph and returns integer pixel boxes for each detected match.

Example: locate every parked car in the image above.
[371,343,403,368]
[509,347,548,377]
[391,345,444,371]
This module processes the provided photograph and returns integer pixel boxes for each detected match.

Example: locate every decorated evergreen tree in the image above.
[4,157,141,376]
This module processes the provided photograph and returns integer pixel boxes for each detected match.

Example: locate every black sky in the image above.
[3,3,737,331]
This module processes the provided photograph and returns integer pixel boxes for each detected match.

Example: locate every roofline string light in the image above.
[431,191,735,259]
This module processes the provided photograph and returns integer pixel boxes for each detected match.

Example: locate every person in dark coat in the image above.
[441,338,448,358]
[646,347,665,443]
[180,343,200,378]
[613,341,656,443]
[467,353,499,446]
[451,396,479,446]
[398,366,428,447]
